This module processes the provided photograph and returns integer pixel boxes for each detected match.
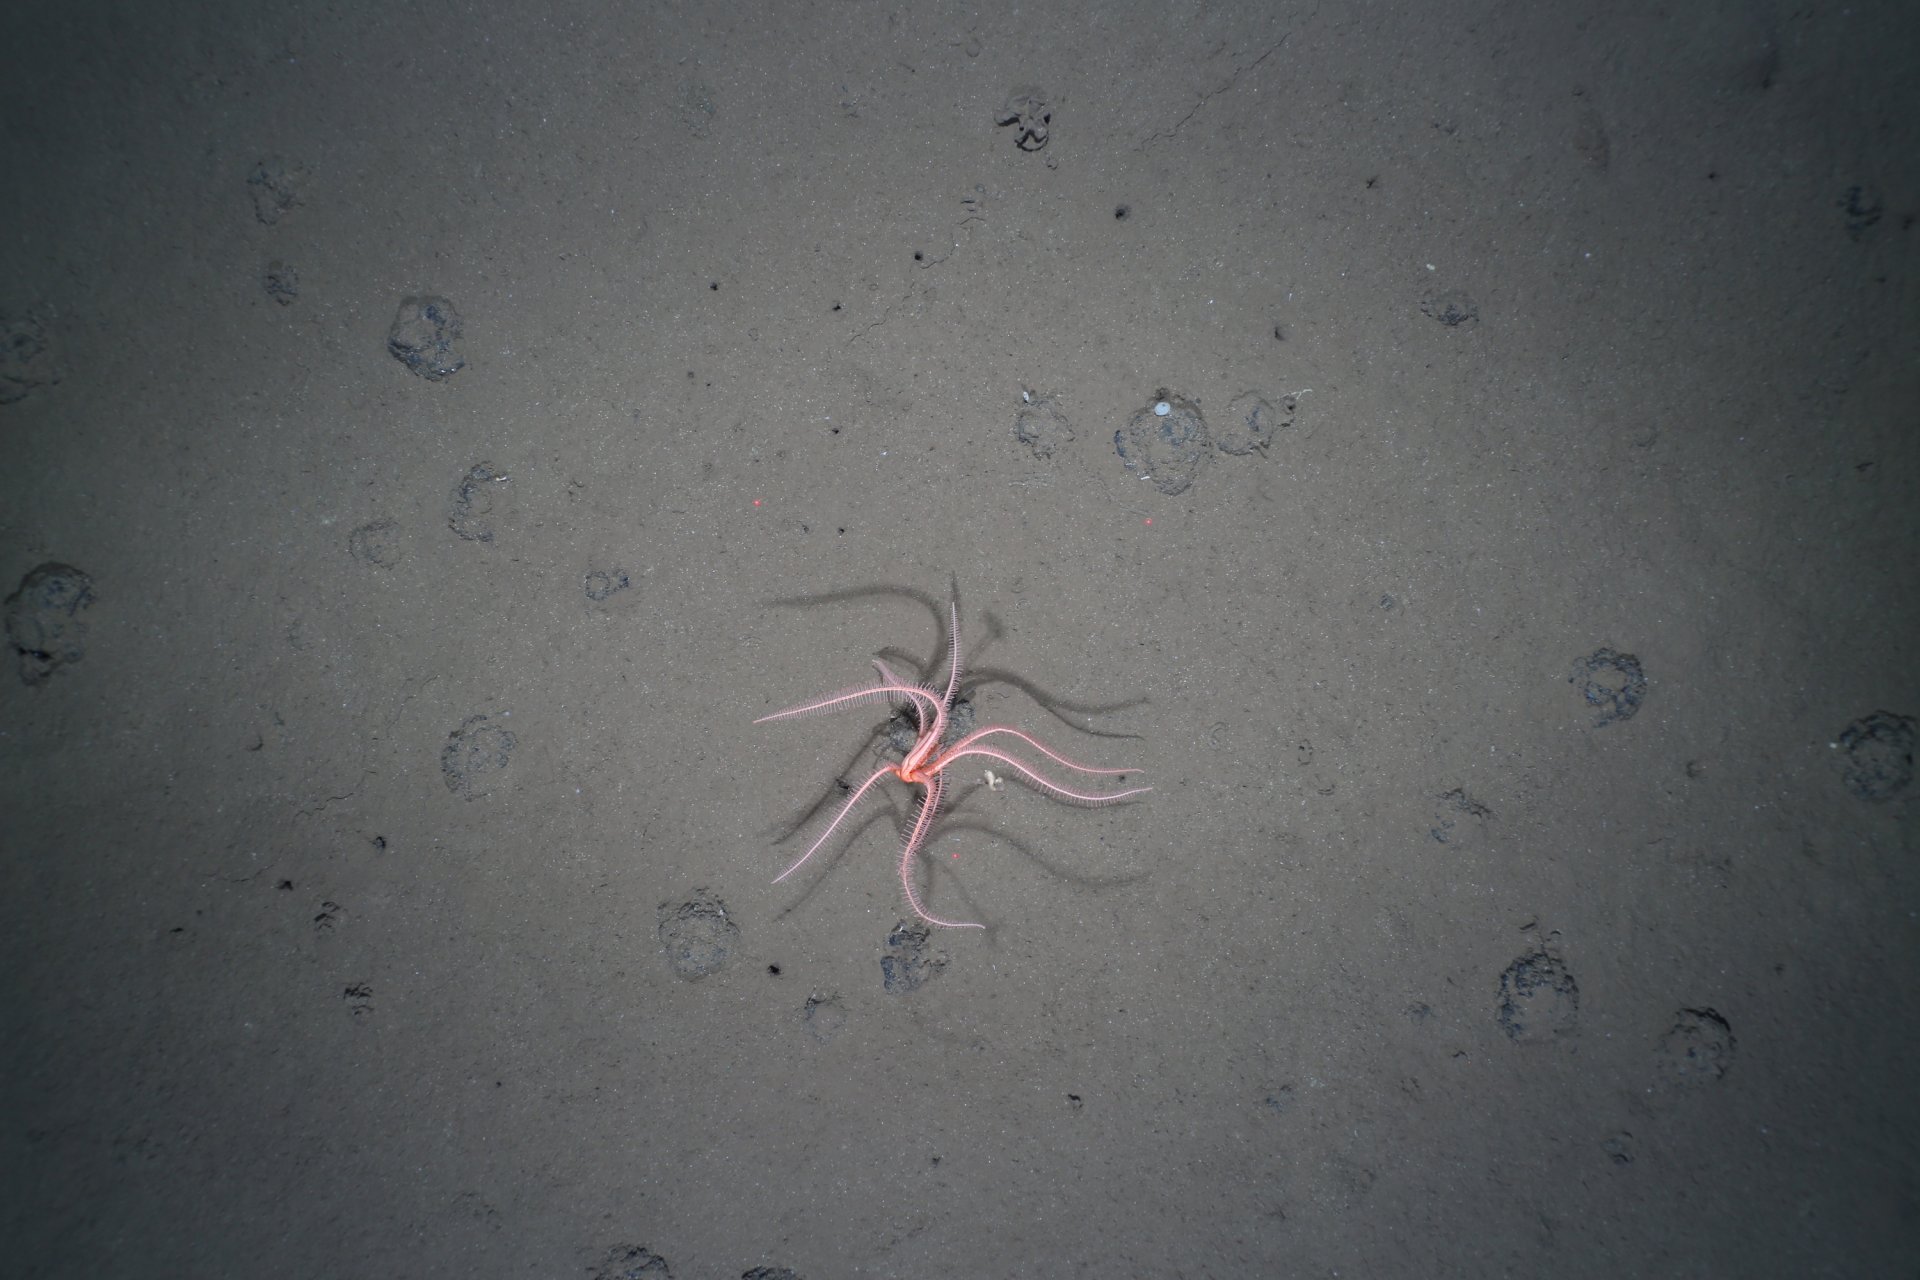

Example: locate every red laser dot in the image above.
[752,498,762,507]
[1143,517,1153,526]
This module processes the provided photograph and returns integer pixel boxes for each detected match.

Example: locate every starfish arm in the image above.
[872,658,936,697]
[755,681,944,725]
[774,765,897,883]
[937,744,1152,806]
[940,600,963,706]
[872,658,947,745]
[898,773,983,930]
[870,658,908,702]
[939,725,1143,777]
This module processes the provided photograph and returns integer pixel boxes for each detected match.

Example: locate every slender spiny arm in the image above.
[937,725,1143,777]
[898,773,981,930]
[937,744,1152,805]
[755,681,944,725]
[774,765,898,882]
